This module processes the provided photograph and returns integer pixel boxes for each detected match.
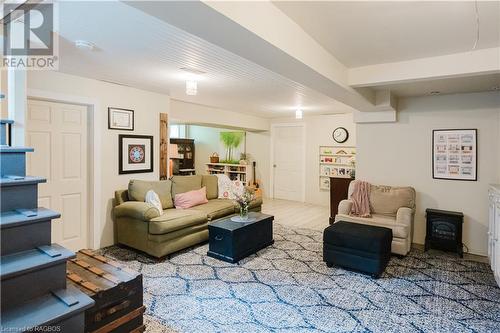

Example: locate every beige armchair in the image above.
[335,183,416,255]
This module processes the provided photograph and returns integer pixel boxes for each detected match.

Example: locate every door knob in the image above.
[273,164,277,168]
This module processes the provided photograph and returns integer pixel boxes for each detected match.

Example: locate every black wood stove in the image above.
[425,208,464,257]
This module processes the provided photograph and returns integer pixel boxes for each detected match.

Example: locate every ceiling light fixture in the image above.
[295,108,303,119]
[74,40,96,51]
[185,80,198,96]
[180,67,205,96]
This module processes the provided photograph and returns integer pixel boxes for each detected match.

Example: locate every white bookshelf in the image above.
[205,163,251,185]
[319,146,356,190]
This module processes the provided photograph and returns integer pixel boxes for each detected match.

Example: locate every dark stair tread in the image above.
[1,208,61,229]
[0,119,14,124]
[0,176,46,186]
[1,285,95,330]
[1,244,75,280]
[0,146,34,153]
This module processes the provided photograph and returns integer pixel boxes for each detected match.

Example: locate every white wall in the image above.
[27,71,170,248]
[188,125,271,197]
[246,131,271,197]
[271,113,356,206]
[188,125,222,175]
[170,99,269,131]
[498,110,500,183]
[357,91,500,256]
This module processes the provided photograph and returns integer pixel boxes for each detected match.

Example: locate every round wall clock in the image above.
[332,127,349,143]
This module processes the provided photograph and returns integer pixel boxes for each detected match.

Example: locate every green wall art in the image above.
[220,131,245,164]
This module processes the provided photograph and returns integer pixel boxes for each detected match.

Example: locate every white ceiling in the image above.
[47,1,499,118]
[274,1,500,68]
[373,73,500,97]
[55,1,351,119]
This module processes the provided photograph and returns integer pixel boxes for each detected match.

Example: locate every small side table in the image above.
[207,212,274,263]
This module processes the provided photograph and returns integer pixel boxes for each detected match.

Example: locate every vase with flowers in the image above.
[233,188,255,221]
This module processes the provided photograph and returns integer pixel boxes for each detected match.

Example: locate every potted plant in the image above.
[233,188,255,221]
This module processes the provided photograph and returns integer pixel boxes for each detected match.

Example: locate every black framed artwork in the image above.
[119,135,153,174]
[108,107,134,130]
[432,129,477,181]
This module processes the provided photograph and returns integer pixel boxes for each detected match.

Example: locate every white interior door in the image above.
[272,124,305,201]
[26,99,88,251]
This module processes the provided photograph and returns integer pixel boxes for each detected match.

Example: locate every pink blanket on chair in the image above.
[350,180,371,218]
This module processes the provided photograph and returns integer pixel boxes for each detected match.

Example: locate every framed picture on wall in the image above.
[108,107,134,130]
[432,129,477,181]
[119,134,153,174]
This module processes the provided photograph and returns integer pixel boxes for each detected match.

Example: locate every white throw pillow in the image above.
[145,190,162,215]
[216,174,245,199]
[216,174,233,199]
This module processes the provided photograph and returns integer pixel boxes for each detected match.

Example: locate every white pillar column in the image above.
[7,68,27,146]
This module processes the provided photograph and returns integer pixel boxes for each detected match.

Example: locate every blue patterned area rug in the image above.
[100,224,500,333]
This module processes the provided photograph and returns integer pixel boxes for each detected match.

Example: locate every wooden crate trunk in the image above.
[66,249,144,333]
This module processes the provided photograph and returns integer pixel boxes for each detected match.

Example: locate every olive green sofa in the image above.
[113,175,262,258]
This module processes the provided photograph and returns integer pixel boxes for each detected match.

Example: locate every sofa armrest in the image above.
[231,196,263,210]
[396,207,413,226]
[338,199,353,215]
[115,189,129,206]
[114,201,161,221]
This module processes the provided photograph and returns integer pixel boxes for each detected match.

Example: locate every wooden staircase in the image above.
[0,120,94,332]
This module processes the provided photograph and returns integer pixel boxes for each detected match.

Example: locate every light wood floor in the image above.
[261,198,330,230]
[261,198,488,263]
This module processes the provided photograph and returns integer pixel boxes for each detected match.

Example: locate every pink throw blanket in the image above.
[350,180,371,218]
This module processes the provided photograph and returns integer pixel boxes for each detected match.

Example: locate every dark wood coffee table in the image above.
[207,212,274,263]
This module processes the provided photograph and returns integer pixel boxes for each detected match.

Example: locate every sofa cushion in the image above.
[171,175,202,197]
[149,209,207,235]
[202,175,218,200]
[369,185,415,217]
[335,213,409,239]
[174,187,209,209]
[128,180,174,209]
[189,199,236,220]
[145,190,162,215]
[148,222,208,243]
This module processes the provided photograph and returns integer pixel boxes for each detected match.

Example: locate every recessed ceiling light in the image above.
[295,108,303,119]
[74,40,96,51]
[429,91,441,96]
[186,80,198,96]
[180,68,205,96]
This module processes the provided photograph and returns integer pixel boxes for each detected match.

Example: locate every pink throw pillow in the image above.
[174,187,208,209]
